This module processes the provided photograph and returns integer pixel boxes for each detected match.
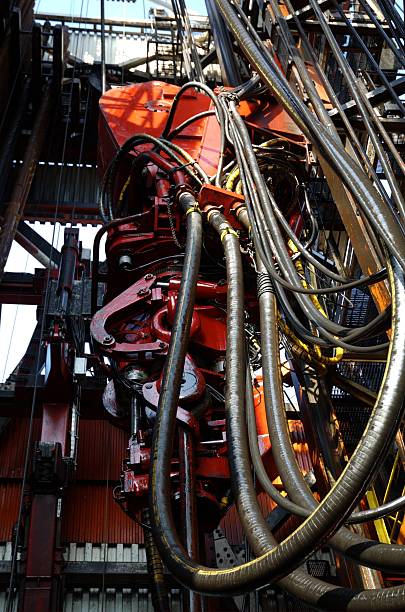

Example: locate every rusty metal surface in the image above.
[0,419,127,481]
[0,418,144,543]
[61,484,143,544]
[0,483,21,541]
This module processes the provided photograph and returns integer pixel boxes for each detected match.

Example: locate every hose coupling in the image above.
[220,227,239,242]
[257,271,275,297]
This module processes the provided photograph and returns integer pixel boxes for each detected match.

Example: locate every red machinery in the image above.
[92,80,307,541]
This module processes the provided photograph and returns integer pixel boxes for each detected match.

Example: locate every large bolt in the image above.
[138,287,149,296]
[118,254,133,270]
[102,334,114,346]
[144,273,153,281]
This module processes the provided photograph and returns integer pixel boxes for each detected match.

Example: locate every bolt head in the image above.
[102,334,114,346]
[144,273,153,281]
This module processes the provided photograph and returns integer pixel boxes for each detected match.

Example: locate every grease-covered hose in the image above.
[253,256,405,524]
[246,355,405,524]
[143,509,170,612]
[149,201,405,598]
[212,0,405,273]
[244,261,405,611]
[257,251,405,581]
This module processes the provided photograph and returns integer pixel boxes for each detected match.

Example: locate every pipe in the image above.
[307,0,405,218]
[212,0,405,273]
[257,251,405,579]
[100,0,106,94]
[143,509,170,612]
[0,88,52,283]
[178,427,202,612]
[149,196,405,599]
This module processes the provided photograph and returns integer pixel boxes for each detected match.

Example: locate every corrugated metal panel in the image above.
[0,483,21,540]
[0,586,182,612]
[26,163,100,213]
[0,416,313,544]
[68,31,149,66]
[0,417,142,543]
[63,542,145,562]
[62,588,182,611]
[0,418,41,479]
[75,420,128,481]
[0,418,127,480]
[62,484,143,544]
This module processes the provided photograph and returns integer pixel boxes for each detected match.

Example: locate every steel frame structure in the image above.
[0,0,404,610]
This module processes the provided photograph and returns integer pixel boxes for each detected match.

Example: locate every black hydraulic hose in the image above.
[277,280,389,353]
[158,137,210,184]
[161,81,226,186]
[331,0,405,116]
[229,103,381,339]
[166,110,215,140]
[102,133,207,221]
[246,358,405,523]
[281,0,395,207]
[243,366,405,612]
[235,162,389,353]
[257,259,312,502]
[232,125,389,355]
[270,191,384,285]
[143,509,170,612]
[149,203,405,597]
[249,268,403,522]
[212,252,405,609]
[212,0,405,273]
[259,251,405,576]
[307,0,405,218]
[356,0,405,67]
[231,106,393,355]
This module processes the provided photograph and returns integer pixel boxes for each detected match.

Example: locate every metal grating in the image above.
[333,403,372,454]
[306,559,331,579]
[334,361,385,394]
[67,31,149,67]
[24,163,100,223]
[62,588,182,611]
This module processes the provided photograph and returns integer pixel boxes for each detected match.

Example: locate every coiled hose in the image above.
[143,509,170,612]
[212,0,405,274]
[149,201,405,601]
[258,254,405,578]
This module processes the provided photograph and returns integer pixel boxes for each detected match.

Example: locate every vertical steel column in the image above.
[20,228,80,610]
[100,0,106,94]
[0,90,51,283]
[179,427,201,612]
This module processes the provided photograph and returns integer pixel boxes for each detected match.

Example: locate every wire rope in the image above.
[5,0,90,606]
